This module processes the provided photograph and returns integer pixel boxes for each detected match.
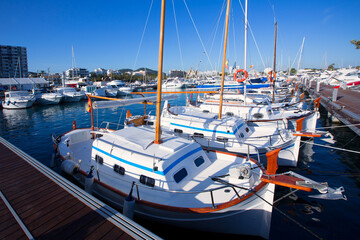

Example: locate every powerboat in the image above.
[2,91,36,109]
[55,87,84,102]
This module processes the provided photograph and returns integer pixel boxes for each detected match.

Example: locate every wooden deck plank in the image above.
[0,139,154,240]
[81,223,116,240]
[20,189,72,220]
[36,206,104,239]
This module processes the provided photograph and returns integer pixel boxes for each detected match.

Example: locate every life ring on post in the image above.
[234,69,248,83]
[267,71,276,82]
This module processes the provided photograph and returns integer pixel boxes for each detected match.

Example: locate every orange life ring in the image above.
[234,69,248,83]
[267,71,276,82]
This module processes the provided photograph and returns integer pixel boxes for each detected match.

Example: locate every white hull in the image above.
[62,95,83,102]
[36,93,63,105]
[2,100,34,109]
[77,173,274,239]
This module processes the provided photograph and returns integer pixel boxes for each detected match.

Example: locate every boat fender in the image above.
[85,166,94,194]
[73,120,76,130]
[123,181,135,219]
[61,159,79,175]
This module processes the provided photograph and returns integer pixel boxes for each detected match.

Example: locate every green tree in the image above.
[350,39,360,49]
[328,63,335,71]
[290,68,296,75]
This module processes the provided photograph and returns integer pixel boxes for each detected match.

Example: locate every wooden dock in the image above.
[0,137,160,240]
[306,81,360,136]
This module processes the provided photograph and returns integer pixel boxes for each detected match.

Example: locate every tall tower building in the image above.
[0,45,29,78]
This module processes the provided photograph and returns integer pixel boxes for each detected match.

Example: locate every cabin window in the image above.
[113,164,125,175]
[174,168,188,183]
[95,155,103,165]
[174,128,183,133]
[139,175,155,187]
[193,132,204,138]
[5,94,9,98]
[226,112,234,117]
[239,132,245,138]
[245,127,250,133]
[194,156,205,167]
[202,110,209,113]
[147,121,154,126]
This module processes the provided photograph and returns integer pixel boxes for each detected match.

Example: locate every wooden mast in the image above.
[218,0,231,119]
[154,0,166,144]
[272,22,277,103]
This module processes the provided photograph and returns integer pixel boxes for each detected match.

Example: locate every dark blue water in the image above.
[0,95,359,240]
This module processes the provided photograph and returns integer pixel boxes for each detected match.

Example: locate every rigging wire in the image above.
[208,0,227,61]
[237,0,266,69]
[132,0,154,72]
[231,6,238,66]
[183,0,214,71]
[171,0,184,71]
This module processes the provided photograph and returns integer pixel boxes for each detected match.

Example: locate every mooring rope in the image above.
[301,140,360,154]
[212,177,323,240]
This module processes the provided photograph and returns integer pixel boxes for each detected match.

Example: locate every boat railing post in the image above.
[210,190,216,209]
[316,79,320,92]
[332,86,339,102]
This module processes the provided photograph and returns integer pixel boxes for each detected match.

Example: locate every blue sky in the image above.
[1,0,359,73]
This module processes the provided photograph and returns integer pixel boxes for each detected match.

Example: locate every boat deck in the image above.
[0,137,159,240]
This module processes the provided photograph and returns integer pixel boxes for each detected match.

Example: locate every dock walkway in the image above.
[0,137,160,240]
[307,81,360,136]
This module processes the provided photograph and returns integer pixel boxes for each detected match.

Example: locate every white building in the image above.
[94,68,107,75]
[65,68,89,78]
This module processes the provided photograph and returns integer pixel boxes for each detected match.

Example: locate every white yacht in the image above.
[108,80,133,95]
[35,92,63,105]
[162,78,185,89]
[55,87,84,102]
[2,91,36,109]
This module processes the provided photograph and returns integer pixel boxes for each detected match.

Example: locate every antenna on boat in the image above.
[154,0,166,144]
[218,0,231,120]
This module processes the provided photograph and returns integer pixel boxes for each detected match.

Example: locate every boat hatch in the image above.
[159,138,187,153]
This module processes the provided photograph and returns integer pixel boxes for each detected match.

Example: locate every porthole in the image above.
[226,112,234,117]
[193,132,204,138]
[245,127,249,133]
[174,128,183,133]
[139,175,155,187]
[253,113,264,119]
[95,155,103,165]
[239,132,244,138]
[216,136,228,143]
[113,164,125,175]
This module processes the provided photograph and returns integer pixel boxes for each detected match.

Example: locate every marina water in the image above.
[0,94,359,240]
